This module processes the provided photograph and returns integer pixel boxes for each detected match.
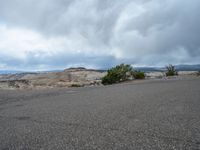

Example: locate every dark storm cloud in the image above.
[0,0,200,70]
[0,51,118,70]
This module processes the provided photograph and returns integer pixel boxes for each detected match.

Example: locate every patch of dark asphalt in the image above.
[0,89,78,106]
[14,104,24,107]
[14,116,31,121]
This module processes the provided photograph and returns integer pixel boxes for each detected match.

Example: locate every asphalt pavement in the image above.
[0,78,200,150]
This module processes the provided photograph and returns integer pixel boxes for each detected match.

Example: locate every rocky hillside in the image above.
[0,68,106,89]
[0,68,199,89]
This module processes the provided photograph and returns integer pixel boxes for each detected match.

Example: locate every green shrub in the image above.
[166,64,178,76]
[70,84,83,87]
[132,71,145,79]
[197,71,200,76]
[102,64,133,85]
[102,64,147,85]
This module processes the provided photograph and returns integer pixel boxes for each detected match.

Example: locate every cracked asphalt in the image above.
[0,78,200,150]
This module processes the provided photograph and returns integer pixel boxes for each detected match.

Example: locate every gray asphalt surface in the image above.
[0,78,200,150]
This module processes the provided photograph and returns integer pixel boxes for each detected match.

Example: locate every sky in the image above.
[0,0,200,70]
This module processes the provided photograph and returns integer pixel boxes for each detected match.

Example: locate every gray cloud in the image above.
[0,0,200,70]
[0,51,118,70]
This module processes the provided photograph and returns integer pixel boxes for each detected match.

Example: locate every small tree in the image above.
[132,71,145,79]
[197,71,200,76]
[166,64,178,76]
[102,64,146,85]
[102,64,133,85]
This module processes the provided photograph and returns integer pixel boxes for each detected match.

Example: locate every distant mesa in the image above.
[65,67,87,71]
[64,67,104,72]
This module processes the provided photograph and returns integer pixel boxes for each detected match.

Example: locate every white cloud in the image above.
[0,24,115,70]
[0,0,200,70]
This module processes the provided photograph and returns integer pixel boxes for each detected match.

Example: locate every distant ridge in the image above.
[175,64,200,71]
[134,67,163,72]
[0,70,24,75]
[134,64,200,72]
[65,67,106,73]
[0,64,199,74]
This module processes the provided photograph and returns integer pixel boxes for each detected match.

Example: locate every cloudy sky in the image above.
[0,0,200,70]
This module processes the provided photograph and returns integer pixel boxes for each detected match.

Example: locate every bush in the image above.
[102,64,146,85]
[70,84,83,87]
[102,64,133,85]
[197,71,200,76]
[166,64,178,76]
[132,71,145,79]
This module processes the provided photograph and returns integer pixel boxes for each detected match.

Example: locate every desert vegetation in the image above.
[197,71,200,76]
[165,64,178,76]
[0,64,199,89]
[132,71,145,79]
[70,83,83,87]
[102,64,145,85]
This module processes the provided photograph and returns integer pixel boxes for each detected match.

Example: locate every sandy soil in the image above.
[0,69,199,89]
